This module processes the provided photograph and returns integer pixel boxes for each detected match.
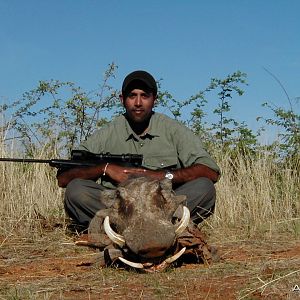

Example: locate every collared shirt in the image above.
[78,112,221,174]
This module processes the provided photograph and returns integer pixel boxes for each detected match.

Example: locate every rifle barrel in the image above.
[0,152,143,168]
[0,156,143,168]
[0,158,53,163]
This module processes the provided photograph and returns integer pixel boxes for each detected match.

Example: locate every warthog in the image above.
[76,176,213,272]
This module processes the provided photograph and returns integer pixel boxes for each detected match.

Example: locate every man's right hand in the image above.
[104,164,148,183]
[57,163,150,188]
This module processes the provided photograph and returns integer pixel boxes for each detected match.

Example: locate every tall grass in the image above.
[0,139,299,241]
[211,151,300,239]
[0,144,65,240]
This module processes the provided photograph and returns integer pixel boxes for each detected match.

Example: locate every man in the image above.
[57,70,221,230]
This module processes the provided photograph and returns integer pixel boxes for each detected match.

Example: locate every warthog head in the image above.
[85,176,190,270]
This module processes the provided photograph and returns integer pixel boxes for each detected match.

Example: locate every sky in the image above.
[0,0,299,143]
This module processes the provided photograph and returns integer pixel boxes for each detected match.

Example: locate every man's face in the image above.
[120,89,156,123]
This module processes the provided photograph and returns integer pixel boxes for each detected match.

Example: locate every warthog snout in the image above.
[123,219,176,258]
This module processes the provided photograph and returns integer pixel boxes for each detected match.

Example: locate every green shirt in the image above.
[78,112,220,175]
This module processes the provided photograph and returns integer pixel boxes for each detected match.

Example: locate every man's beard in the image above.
[125,111,153,135]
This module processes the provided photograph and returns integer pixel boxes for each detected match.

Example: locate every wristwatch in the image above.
[165,171,174,180]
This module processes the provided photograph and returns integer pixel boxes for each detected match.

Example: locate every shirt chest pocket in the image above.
[143,152,178,170]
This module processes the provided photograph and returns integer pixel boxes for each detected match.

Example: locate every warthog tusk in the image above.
[164,247,186,263]
[175,206,190,235]
[117,247,186,272]
[103,216,125,248]
[118,257,144,269]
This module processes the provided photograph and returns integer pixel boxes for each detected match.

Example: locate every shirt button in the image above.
[140,143,144,147]
[160,163,164,167]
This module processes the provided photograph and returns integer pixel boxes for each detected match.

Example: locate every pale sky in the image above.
[1,0,299,142]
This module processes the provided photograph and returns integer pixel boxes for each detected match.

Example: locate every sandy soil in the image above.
[0,231,299,299]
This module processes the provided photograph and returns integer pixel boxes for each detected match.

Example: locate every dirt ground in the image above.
[0,230,299,300]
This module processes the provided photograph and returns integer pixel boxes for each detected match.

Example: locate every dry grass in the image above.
[0,137,299,299]
[209,151,300,240]
[1,230,299,299]
[0,147,65,240]
[0,141,299,241]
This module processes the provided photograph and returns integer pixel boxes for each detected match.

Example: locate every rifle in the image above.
[0,150,143,170]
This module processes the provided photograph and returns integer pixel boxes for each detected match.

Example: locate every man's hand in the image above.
[105,164,164,183]
[57,162,219,188]
[107,163,220,184]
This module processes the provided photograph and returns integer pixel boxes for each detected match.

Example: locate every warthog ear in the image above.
[159,178,173,192]
[159,179,187,206]
[160,180,187,218]
[100,189,119,208]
